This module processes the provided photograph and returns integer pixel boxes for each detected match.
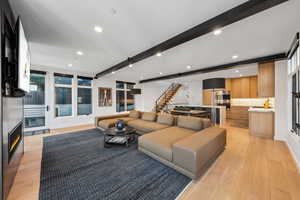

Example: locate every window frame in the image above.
[288,33,300,137]
[116,81,135,112]
[54,74,74,118]
[77,77,93,116]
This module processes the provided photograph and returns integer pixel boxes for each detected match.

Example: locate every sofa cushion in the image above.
[141,112,157,122]
[98,117,135,129]
[201,118,211,129]
[157,114,175,126]
[172,127,226,175]
[177,116,203,131]
[127,119,169,133]
[129,110,140,119]
[139,127,195,161]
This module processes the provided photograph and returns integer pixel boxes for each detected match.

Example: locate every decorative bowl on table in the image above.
[115,119,126,132]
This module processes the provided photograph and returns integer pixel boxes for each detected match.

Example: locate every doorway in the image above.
[24,71,49,135]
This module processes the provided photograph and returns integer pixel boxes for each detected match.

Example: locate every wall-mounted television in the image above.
[15,18,30,94]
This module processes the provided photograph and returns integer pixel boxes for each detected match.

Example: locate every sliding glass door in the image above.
[24,72,49,132]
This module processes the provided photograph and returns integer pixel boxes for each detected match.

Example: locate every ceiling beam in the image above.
[95,0,288,78]
[139,53,287,83]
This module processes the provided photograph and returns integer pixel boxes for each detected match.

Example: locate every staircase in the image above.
[154,83,182,113]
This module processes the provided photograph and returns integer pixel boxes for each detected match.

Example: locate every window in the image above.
[288,33,299,136]
[54,73,73,117]
[77,76,92,115]
[78,76,92,87]
[116,81,135,112]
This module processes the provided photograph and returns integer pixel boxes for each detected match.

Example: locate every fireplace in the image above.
[8,122,23,162]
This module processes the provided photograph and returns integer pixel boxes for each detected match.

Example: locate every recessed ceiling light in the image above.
[159,72,163,75]
[77,51,83,56]
[232,55,239,59]
[129,64,133,68]
[187,65,192,69]
[68,64,73,67]
[112,71,115,74]
[156,52,162,57]
[94,26,103,33]
[235,70,239,73]
[213,29,222,35]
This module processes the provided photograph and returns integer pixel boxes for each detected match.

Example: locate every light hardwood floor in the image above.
[7,124,300,200]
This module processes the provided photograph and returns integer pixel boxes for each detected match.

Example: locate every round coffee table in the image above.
[103,126,136,148]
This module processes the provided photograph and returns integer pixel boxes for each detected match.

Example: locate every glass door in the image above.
[24,72,49,133]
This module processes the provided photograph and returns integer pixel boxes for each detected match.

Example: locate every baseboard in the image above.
[284,139,300,173]
[50,124,95,134]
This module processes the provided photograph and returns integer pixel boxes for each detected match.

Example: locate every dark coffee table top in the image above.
[104,126,136,136]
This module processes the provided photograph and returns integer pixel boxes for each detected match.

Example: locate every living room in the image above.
[1,0,300,200]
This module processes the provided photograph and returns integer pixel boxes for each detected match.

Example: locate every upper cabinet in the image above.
[249,76,258,98]
[258,62,275,97]
[228,76,256,98]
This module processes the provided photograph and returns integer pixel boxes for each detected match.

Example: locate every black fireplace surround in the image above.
[8,122,22,162]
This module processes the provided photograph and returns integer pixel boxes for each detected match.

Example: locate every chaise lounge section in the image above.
[95,110,226,179]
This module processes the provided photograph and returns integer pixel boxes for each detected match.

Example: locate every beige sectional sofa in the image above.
[95,110,226,180]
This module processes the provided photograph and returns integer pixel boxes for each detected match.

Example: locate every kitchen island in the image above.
[172,105,226,125]
[249,107,275,139]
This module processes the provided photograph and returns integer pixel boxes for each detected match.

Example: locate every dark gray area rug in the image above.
[39,129,191,200]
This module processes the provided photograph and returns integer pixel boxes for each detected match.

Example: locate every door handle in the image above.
[46,105,49,111]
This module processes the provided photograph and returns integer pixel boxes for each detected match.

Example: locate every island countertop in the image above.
[174,104,226,125]
[248,107,275,112]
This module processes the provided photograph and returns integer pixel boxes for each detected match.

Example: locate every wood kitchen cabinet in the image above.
[249,111,274,139]
[225,79,231,91]
[227,106,249,128]
[230,76,254,98]
[249,76,258,98]
[204,75,259,100]
[258,62,275,97]
[203,90,212,105]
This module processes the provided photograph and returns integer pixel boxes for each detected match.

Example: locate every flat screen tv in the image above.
[15,18,30,94]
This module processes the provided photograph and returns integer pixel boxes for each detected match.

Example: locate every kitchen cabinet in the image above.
[227,106,249,128]
[203,89,223,105]
[225,79,231,91]
[230,77,254,98]
[258,62,275,97]
[249,111,274,139]
[249,76,258,98]
[203,90,212,105]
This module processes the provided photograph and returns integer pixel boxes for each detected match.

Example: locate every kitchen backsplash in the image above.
[231,98,275,107]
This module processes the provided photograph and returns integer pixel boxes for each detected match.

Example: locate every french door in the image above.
[24,71,49,132]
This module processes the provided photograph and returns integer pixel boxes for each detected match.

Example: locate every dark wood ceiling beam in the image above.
[139,53,287,83]
[95,0,288,78]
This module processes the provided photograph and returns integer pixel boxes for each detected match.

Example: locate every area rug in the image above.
[39,129,191,200]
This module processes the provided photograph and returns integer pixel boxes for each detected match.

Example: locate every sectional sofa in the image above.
[95,110,226,179]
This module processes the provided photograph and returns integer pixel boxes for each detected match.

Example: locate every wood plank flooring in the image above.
[7,124,300,200]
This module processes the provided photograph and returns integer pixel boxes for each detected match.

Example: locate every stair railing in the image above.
[154,83,179,112]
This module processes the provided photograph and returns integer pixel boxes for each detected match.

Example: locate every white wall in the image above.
[31,65,125,129]
[135,82,169,111]
[274,60,288,141]
[135,80,203,112]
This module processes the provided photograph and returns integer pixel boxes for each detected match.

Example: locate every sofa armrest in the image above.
[95,114,129,127]
[172,127,226,179]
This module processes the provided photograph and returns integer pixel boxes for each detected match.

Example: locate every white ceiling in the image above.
[9,0,300,81]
